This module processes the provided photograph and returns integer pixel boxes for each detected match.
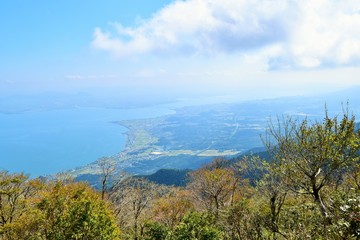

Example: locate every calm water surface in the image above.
[0,107,173,177]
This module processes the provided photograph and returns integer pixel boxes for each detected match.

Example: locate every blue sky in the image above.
[1,0,359,99]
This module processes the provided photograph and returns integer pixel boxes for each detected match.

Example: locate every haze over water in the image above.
[0,106,173,177]
[1,1,359,176]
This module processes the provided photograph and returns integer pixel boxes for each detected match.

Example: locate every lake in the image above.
[0,106,174,177]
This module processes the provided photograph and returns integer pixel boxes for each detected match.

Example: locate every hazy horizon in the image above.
[1,0,359,101]
[1,0,360,176]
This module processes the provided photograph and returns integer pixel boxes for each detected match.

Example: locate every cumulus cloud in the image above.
[269,0,360,69]
[92,0,360,69]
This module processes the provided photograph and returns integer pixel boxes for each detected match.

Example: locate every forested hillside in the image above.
[0,111,359,239]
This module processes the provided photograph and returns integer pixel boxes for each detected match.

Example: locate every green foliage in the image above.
[5,182,120,240]
[143,221,170,240]
[0,171,43,239]
[2,106,360,240]
[265,111,360,221]
[142,212,224,240]
[221,198,264,240]
[171,212,223,240]
[327,187,360,239]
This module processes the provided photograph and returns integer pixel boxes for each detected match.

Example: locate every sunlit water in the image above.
[0,107,174,177]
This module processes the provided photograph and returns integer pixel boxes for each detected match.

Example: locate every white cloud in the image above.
[64,74,116,80]
[92,0,360,69]
[272,0,360,69]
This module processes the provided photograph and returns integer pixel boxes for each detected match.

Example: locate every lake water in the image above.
[0,106,174,177]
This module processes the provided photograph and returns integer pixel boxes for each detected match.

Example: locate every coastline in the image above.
[68,106,246,177]
[0,105,175,177]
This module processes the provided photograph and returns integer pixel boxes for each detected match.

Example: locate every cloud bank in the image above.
[92,0,360,69]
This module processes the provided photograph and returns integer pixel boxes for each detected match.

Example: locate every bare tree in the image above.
[188,166,238,216]
[109,177,162,240]
[97,157,116,200]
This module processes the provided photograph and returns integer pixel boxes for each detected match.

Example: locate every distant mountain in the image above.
[132,149,269,187]
[0,90,179,114]
[136,169,191,187]
[74,174,102,189]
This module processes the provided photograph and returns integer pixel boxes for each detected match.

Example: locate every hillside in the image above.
[69,88,360,180]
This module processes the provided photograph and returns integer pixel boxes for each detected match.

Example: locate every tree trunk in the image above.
[133,201,138,240]
[134,220,138,240]
[312,185,330,224]
[270,195,278,234]
[101,176,107,200]
[213,195,220,218]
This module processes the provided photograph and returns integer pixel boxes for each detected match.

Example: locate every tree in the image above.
[0,171,42,236]
[6,181,120,239]
[264,111,360,223]
[171,212,223,240]
[223,198,263,240]
[152,189,193,229]
[326,170,360,238]
[142,221,169,240]
[257,170,288,239]
[109,177,163,240]
[97,157,117,200]
[188,166,238,216]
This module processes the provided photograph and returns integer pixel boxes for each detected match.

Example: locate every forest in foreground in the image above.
[0,110,359,240]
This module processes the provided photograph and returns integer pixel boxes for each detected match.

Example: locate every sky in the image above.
[1,0,359,100]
